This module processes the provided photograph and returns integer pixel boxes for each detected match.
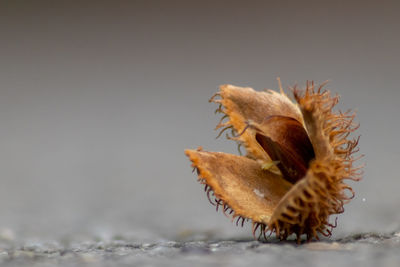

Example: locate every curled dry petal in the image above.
[186,81,362,242]
[185,149,292,223]
[210,85,303,164]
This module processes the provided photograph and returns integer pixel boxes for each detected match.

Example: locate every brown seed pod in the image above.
[185,81,362,242]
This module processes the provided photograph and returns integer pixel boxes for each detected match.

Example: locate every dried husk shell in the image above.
[186,82,362,242]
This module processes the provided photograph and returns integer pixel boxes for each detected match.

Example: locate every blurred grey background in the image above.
[0,0,399,242]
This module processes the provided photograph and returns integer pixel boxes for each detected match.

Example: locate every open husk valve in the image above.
[185,81,362,242]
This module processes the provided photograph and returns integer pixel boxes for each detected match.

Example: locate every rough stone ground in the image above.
[0,232,399,267]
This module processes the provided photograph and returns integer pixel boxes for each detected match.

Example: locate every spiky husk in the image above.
[265,82,362,242]
[210,84,303,164]
[185,149,292,226]
[186,82,362,242]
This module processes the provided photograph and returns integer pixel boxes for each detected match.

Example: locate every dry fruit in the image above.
[185,81,362,242]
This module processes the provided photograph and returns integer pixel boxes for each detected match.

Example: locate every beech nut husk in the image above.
[185,81,362,242]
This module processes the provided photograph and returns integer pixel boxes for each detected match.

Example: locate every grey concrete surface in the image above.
[0,232,399,267]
